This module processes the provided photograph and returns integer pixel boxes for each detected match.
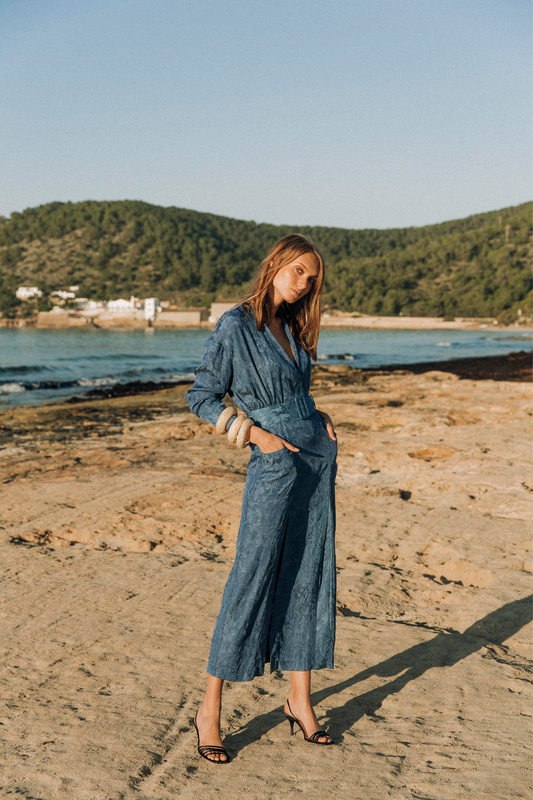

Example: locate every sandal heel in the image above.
[284,699,334,746]
[285,715,296,735]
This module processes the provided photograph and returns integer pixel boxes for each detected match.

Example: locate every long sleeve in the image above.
[185,318,235,428]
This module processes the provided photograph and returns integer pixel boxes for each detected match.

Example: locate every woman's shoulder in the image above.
[215,304,253,335]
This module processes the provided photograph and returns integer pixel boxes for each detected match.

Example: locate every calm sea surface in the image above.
[0,326,531,408]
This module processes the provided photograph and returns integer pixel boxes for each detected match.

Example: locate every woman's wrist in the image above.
[247,424,260,444]
[247,425,275,447]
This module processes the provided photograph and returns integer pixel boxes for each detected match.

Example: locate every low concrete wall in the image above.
[92,314,147,329]
[152,310,208,327]
[34,309,213,329]
[37,311,148,328]
[36,312,92,328]
[210,302,238,321]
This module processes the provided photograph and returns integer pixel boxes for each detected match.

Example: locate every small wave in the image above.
[320,353,356,361]
[436,342,452,347]
[0,382,26,393]
[76,377,117,387]
[494,336,533,341]
[121,366,170,376]
[169,372,196,381]
[0,364,51,375]
[58,353,165,362]
[0,379,79,393]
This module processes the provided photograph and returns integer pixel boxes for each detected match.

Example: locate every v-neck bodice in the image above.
[185,305,312,427]
[264,315,299,372]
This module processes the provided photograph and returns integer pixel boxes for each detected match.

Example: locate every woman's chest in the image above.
[266,320,296,365]
[232,324,311,395]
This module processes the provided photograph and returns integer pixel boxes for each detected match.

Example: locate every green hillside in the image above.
[0,199,531,320]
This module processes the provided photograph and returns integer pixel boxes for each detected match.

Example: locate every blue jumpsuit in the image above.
[185,305,337,682]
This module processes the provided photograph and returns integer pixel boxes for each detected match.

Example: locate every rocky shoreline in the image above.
[49,349,532,403]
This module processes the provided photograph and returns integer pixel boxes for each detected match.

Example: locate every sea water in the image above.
[0,326,530,407]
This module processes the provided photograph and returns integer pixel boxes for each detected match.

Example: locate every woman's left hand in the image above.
[316,409,336,441]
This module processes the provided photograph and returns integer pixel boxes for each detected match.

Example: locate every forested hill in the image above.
[0,199,531,320]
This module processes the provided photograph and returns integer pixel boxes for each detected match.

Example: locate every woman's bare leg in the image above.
[196,675,228,762]
[285,671,333,743]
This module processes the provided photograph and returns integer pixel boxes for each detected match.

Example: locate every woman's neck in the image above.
[268,292,282,324]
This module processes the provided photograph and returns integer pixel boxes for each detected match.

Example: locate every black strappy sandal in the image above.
[193,711,231,764]
[284,699,334,745]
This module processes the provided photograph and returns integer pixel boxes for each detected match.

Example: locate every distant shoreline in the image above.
[1,313,531,331]
[320,314,532,331]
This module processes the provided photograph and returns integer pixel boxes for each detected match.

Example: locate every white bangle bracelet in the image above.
[215,406,236,435]
[227,412,246,444]
[236,417,254,448]
[215,406,254,448]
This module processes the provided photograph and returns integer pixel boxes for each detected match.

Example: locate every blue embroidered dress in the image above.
[186,305,337,682]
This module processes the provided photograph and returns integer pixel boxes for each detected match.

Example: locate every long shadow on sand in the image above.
[225,594,532,754]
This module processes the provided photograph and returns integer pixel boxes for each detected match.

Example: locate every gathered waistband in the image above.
[252,393,315,427]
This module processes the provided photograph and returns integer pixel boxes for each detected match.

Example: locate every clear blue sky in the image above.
[1,0,531,229]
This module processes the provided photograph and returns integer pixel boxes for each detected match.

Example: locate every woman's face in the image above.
[271,252,320,308]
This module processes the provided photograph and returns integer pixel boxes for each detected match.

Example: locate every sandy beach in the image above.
[0,355,531,799]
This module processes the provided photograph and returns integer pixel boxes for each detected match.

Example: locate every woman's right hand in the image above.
[247,425,299,454]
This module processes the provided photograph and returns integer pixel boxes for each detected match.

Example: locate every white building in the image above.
[107,296,136,312]
[77,299,104,313]
[16,287,42,300]
[51,290,76,300]
[144,298,159,321]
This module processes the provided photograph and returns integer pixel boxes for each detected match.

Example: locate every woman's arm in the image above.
[185,321,236,429]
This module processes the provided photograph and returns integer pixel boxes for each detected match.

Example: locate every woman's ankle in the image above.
[287,693,312,710]
[198,699,221,720]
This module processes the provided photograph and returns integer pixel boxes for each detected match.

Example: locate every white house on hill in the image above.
[16,287,42,300]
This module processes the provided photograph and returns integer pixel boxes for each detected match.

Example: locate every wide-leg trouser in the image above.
[207,415,337,682]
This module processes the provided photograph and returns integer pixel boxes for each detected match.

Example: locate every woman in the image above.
[186,233,337,763]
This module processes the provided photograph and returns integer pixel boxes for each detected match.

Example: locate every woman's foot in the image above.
[194,702,229,763]
[284,697,333,744]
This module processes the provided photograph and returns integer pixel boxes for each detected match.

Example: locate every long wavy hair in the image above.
[241,234,325,360]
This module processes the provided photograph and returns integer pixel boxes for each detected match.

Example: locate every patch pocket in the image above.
[260,446,292,461]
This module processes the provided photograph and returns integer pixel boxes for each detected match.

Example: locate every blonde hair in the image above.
[242,234,325,360]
